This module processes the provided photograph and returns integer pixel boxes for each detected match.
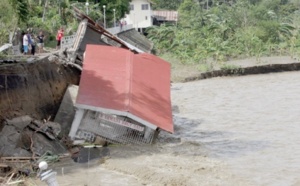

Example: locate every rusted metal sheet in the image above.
[76,45,173,133]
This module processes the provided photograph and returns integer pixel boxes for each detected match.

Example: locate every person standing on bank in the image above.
[31,34,36,55]
[20,31,25,53]
[26,29,32,54]
[37,31,45,53]
[23,31,29,55]
[56,28,64,50]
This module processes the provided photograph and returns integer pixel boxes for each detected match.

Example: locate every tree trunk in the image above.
[42,0,48,22]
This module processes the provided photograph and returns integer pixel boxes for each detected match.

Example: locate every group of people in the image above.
[20,27,64,55]
[21,29,45,55]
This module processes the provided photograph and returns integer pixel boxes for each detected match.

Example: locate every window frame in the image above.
[141,4,149,10]
[130,4,134,11]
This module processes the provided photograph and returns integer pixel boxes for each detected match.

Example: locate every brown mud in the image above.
[0,59,80,120]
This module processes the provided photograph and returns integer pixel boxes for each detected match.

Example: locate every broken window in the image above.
[141,4,149,10]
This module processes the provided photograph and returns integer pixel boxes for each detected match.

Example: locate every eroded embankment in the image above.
[184,62,300,82]
[0,59,80,120]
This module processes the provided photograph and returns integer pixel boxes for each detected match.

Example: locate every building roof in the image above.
[153,11,178,21]
[73,7,142,53]
[76,45,174,133]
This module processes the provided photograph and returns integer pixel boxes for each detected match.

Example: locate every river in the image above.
[170,71,300,186]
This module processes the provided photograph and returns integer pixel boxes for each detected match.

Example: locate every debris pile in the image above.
[0,116,69,184]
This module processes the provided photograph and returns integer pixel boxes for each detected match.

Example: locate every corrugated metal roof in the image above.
[76,45,173,133]
[153,11,178,21]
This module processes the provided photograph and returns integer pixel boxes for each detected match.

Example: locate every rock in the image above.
[0,116,67,157]
[0,125,31,157]
[6,115,32,131]
[30,129,67,156]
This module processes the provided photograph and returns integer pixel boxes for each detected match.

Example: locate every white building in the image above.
[124,0,153,30]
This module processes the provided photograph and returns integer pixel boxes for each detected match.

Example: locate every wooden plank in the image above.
[1,157,32,160]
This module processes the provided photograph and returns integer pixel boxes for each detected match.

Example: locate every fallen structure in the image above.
[68,45,173,145]
[55,8,173,144]
[65,8,146,56]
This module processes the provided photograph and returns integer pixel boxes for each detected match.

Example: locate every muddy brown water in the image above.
[36,71,300,186]
[171,71,300,186]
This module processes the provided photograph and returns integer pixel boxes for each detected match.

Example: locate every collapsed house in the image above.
[56,8,174,145]
[68,45,173,145]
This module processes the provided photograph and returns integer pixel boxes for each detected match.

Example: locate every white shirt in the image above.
[23,35,28,46]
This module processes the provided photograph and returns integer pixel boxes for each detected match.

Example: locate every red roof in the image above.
[76,45,173,133]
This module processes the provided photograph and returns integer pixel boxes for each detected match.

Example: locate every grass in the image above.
[159,53,201,82]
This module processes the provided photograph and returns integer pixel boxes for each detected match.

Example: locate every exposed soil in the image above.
[0,59,80,120]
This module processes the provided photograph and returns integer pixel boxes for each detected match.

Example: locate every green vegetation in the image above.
[148,0,300,64]
[1,0,300,69]
[151,0,183,10]
[0,0,130,46]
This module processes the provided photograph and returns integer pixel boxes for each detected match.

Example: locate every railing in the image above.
[105,24,134,35]
[60,24,134,51]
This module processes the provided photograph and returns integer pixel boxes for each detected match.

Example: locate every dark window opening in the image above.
[141,4,149,10]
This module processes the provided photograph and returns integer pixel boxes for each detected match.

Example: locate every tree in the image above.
[151,0,183,10]
[9,0,29,24]
[147,0,300,64]
[0,0,18,45]
[178,0,202,27]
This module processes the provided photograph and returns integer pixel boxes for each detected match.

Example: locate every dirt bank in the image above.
[0,59,80,120]
[170,56,300,82]
[184,62,300,82]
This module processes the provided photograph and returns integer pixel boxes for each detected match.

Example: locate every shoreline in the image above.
[169,56,300,82]
[184,62,300,82]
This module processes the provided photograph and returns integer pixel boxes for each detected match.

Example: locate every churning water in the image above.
[171,71,300,186]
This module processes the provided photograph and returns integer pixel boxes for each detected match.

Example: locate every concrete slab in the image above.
[54,85,79,137]
[6,115,32,131]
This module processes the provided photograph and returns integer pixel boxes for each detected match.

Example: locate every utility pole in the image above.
[103,5,106,28]
[85,1,89,15]
[113,9,116,28]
